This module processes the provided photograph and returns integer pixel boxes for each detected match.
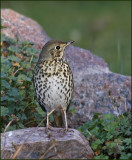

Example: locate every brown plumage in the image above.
[33,40,74,130]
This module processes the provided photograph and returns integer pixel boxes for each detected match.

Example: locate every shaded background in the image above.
[1,1,131,75]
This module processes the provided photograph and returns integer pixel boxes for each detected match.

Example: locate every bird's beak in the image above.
[66,40,75,46]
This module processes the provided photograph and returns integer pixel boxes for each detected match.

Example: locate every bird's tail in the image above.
[53,110,65,127]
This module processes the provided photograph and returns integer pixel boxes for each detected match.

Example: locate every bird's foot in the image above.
[57,128,66,134]
[46,125,53,131]
[67,129,74,132]
[45,125,54,138]
[58,128,73,133]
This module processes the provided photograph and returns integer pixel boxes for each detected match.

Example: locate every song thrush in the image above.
[33,40,74,130]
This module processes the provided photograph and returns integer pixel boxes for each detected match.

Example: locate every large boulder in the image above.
[1,127,94,159]
[1,9,131,128]
[1,9,50,50]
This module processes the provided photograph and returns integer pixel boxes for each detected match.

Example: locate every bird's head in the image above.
[38,40,74,62]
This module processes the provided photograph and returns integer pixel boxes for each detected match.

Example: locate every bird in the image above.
[33,40,74,131]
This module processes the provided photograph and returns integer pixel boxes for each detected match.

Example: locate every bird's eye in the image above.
[56,46,60,50]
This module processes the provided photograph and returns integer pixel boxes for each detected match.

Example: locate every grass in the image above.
[1,1,131,76]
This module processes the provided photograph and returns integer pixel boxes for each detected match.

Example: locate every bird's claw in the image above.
[58,128,73,133]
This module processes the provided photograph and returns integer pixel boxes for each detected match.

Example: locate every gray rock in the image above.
[68,72,131,128]
[1,127,94,159]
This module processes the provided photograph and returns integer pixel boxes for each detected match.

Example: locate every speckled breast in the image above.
[33,60,74,113]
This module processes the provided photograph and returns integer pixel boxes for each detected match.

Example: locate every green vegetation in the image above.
[78,112,131,159]
[1,1,131,75]
[1,34,45,132]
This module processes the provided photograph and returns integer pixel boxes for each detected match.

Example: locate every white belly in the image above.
[44,75,67,108]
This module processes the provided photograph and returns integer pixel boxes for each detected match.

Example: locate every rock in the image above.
[69,72,131,128]
[1,9,50,50]
[1,127,94,159]
[1,9,131,128]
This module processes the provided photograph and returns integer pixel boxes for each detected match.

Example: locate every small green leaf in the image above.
[103,114,115,120]
[1,106,9,116]
[25,63,31,68]
[90,126,100,136]
[17,74,31,82]
[6,125,17,132]
[120,152,131,159]
[26,47,38,55]
[8,55,21,62]
[8,103,16,114]
[1,72,8,78]
[120,146,125,151]
[1,80,10,88]
[94,154,109,159]
[123,138,131,145]
[1,96,16,102]
[18,122,25,129]
[1,56,10,64]
[91,139,102,150]
[19,90,26,97]
[7,87,19,97]
[21,62,31,68]
[21,114,27,120]
[93,113,101,120]
[22,40,29,46]
[8,76,17,81]
[32,57,38,63]
[8,45,21,53]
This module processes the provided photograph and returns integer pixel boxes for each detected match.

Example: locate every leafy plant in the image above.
[1,34,45,132]
[78,112,131,159]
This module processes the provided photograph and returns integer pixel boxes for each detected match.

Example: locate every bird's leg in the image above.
[46,112,49,129]
[46,112,53,130]
[57,108,73,133]
[58,109,68,133]
[46,110,55,131]
[63,109,74,132]
[45,112,53,136]
[64,109,68,131]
